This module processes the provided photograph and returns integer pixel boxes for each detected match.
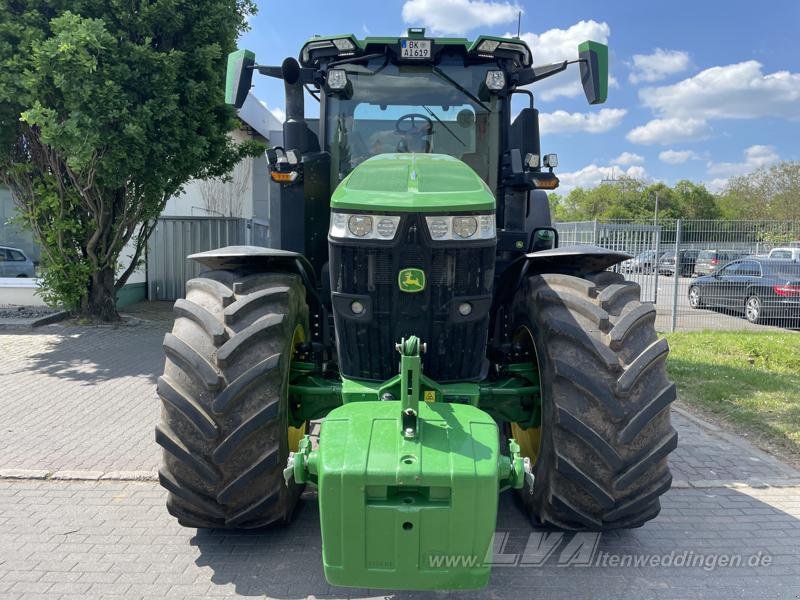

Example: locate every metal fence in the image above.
[556,219,800,332]
[147,217,247,301]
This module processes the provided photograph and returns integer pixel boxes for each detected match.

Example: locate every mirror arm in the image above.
[515,59,588,86]
[255,65,319,85]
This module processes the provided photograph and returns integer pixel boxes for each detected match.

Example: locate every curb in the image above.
[0,469,158,482]
[0,469,798,490]
[31,310,70,327]
[672,404,800,477]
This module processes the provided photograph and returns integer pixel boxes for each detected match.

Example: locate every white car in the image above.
[768,247,800,261]
[0,245,36,277]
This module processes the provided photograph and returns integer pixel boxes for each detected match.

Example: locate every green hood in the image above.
[330,154,495,213]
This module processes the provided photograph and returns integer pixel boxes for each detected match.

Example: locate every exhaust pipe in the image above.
[281,57,308,153]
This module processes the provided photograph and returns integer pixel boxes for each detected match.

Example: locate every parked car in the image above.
[658,250,699,277]
[621,250,668,273]
[0,245,36,277]
[693,249,745,277]
[688,258,800,324]
[768,247,800,261]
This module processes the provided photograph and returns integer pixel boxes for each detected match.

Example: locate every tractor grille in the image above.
[329,215,495,381]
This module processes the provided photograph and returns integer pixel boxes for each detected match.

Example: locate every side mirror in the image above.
[578,41,608,105]
[225,49,256,108]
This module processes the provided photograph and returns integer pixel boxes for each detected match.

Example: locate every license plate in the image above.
[401,39,431,59]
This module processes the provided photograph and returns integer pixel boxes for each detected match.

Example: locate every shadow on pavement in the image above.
[189,488,798,599]
[2,319,168,384]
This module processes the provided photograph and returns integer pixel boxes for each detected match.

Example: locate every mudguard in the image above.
[495,244,631,306]
[188,245,322,311]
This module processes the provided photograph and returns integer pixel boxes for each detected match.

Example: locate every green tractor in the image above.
[156,29,677,590]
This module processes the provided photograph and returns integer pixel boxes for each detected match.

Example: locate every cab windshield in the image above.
[324,55,501,190]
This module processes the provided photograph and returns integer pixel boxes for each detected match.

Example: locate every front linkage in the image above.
[286,335,526,589]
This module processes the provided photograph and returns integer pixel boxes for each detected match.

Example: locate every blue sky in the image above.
[239,0,800,192]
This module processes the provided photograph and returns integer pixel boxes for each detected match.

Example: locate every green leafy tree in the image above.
[0,0,258,320]
[718,162,800,221]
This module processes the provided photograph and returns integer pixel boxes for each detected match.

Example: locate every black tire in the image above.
[156,269,308,529]
[510,271,677,531]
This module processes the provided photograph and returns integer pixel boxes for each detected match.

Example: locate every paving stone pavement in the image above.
[0,480,799,599]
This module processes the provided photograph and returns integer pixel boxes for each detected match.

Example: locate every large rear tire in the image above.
[156,270,308,529]
[511,271,677,530]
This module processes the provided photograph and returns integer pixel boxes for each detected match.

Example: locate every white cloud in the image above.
[558,164,648,193]
[639,60,800,120]
[629,48,690,84]
[611,151,644,166]
[539,108,626,134]
[513,20,612,101]
[259,100,285,123]
[626,117,711,145]
[703,145,780,192]
[705,178,729,193]
[401,0,521,35]
[706,145,779,177]
[659,149,701,164]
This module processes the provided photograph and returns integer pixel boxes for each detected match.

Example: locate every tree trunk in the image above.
[80,265,119,322]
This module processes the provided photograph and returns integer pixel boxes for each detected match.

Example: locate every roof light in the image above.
[477,39,500,53]
[485,70,506,91]
[498,41,532,65]
[332,38,355,51]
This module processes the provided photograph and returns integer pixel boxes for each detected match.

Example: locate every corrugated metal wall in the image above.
[146,217,246,301]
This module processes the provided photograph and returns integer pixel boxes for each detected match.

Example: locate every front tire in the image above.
[156,269,308,529]
[510,272,677,531]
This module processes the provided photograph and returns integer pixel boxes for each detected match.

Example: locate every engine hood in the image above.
[330,153,495,213]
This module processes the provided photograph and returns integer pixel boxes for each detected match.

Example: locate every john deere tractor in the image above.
[156,29,677,590]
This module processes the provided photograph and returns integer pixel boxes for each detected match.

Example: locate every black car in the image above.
[688,258,800,324]
[658,249,699,277]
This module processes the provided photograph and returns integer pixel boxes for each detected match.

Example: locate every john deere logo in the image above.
[398,268,425,293]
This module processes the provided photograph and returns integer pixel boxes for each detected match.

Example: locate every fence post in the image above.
[592,219,598,244]
[670,219,682,332]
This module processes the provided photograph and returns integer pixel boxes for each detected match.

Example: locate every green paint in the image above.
[578,40,608,105]
[312,400,500,589]
[115,282,145,308]
[398,268,425,293]
[225,48,254,106]
[331,154,495,213]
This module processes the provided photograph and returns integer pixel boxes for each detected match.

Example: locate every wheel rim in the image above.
[689,287,699,307]
[286,325,306,452]
[510,325,543,466]
[746,297,760,322]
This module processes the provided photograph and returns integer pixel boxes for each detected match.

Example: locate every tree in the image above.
[718,162,800,221]
[0,1,258,320]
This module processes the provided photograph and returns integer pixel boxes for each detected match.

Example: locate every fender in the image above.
[495,244,632,308]
[189,245,321,308]
[189,245,313,274]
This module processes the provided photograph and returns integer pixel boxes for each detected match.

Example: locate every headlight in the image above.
[452,216,478,238]
[424,214,495,241]
[329,212,401,240]
[348,215,373,237]
[485,70,506,91]
[327,69,348,91]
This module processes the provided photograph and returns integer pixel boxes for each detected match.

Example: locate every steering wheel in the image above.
[395,113,433,136]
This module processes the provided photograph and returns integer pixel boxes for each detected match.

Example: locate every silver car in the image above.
[0,245,36,277]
